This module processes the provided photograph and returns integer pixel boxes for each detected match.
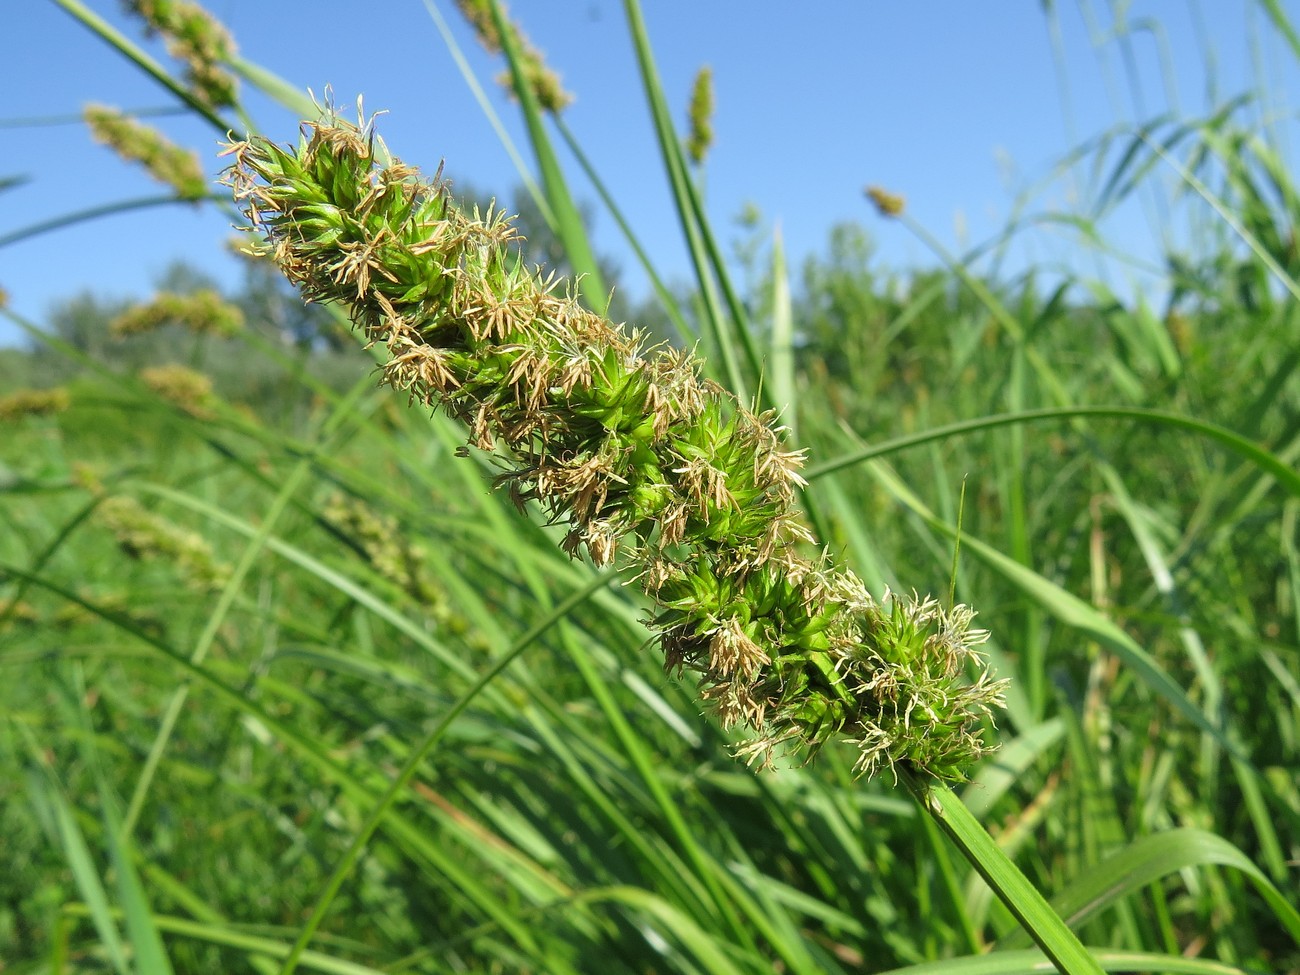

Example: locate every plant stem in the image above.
[902,769,1104,975]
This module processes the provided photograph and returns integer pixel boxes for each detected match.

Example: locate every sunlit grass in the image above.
[1,2,1298,974]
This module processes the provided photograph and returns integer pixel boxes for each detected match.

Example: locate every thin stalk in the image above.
[0,194,224,250]
[553,114,694,344]
[621,0,747,401]
[804,405,1300,499]
[621,1,767,394]
[419,0,554,231]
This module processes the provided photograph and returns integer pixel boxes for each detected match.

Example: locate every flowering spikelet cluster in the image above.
[0,387,71,422]
[84,104,208,200]
[685,66,715,166]
[323,493,442,606]
[96,495,230,591]
[139,363,215,417]
[123,0,238,109]
[866,185,906,218]
[453,0,573,113]
[110,289,244,338]
[223,113,1007,782]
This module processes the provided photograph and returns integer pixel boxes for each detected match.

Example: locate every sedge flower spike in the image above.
[124,0,239,109]
[222,111,1007,783]
[685,65,715,166]
[111,289,245,338]
[85,104,208,200]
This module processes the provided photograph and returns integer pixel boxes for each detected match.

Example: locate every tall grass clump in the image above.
[3,2,1300,973]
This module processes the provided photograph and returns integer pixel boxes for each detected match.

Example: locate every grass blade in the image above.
[50,0,228,131]
[275,571,617,975]
[20,730,132,974]
[1000,828,1300,949]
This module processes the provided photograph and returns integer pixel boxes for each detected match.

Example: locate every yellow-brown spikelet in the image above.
[123,0,239,109]
[453,0,573,113]
[95,495,230,591]
[110,290,244,338]
[139,364,215,418]
[85,104,208,200]
[866,185,906,218]
[0,387,71,422]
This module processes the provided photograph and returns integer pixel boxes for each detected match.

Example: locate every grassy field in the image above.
[2,2,1299,973]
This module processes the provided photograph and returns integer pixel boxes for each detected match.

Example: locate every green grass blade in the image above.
[58,906,393,974]
[553,115,694,343]
[769,224,796,439]
[120,372,379,837]
[420,0,553,229]
[806,406,1300,500]
[1098,466,1289,879]
[961,719,1065,820]
[90,752,176,973]
[4,564,567,964]
[0,194,224,250]
[50,0,229,132]
[227,55,319,119]
[19,728,132,974]
[573,886,750,975]
[1000,828,1300,949]
[1251,0,1300,60]
[61,662,175,974]
[133,482,491,684]
[1146,128,1300,303]
[878,468,1255,766]
[620,0,747,399]
[879,949,1269,975]
[908,775,1103,975]
[548,629,748,920]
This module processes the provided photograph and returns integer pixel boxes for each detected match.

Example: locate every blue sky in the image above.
[3,1,1297,347]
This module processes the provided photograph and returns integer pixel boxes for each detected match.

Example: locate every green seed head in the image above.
[223,108,1007,783]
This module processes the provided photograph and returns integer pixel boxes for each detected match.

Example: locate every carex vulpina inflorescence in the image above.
[223,107,1006,784]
